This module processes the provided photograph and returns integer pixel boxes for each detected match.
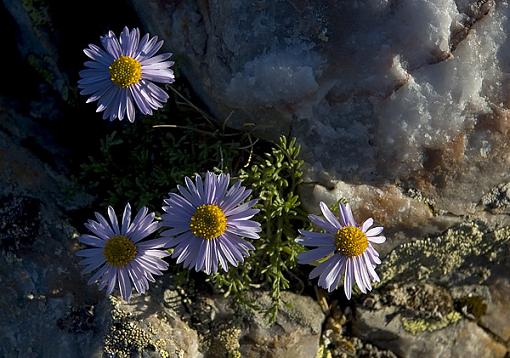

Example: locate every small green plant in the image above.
[212,136,307,321]
[78,114,244,209]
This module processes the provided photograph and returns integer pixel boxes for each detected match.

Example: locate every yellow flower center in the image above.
[190,205,227,240]
[109,56,142,88]
[335,226,368,257]
[103,235,137,267]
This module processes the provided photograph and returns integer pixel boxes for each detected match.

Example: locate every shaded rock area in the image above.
[480,278,510,343]
[131,0,510,240]
[2,0,69,100]
[0,107,103,356]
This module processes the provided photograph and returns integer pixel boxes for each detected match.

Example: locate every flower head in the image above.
[161,172,261,274]
[76,203,170,301]
[296,202,385,299]
[78,26,175,122]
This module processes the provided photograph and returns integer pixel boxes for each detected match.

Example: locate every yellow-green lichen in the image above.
[402,311,462,335]
[103,297,169,358]
[206,321,242,358]
[378,222,510,286]
[493,226,510,247]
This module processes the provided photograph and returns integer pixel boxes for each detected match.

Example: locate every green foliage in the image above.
[78,114,244,210]
[78,88,309,322]
[212,136,307,322]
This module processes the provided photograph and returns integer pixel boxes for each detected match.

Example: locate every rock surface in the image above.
[348,221,510,357]
[131,0,510,237]
[166,289,325,358]
[354,306,507,358]
[103,295,200,358]
[2,0,70,100]
[0,105,102,357]
[480,277,510,343]
[238,291,324,358]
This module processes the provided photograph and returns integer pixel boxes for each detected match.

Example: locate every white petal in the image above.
[361,218,373,233]
[366,227,384,237]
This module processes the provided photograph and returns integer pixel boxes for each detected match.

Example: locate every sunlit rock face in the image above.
[131,0,510,233]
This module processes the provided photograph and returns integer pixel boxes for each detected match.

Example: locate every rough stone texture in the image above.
[103,296,201,358]
[479,267,510,343]
[481,181,510,213]
[349,221,510,357]
[161,288,323,358]
[173,290,325,358]
[0,107,103,357]
[130,0,510,237]
[377,222,509,286]
[0,101,201,357]
[353,306,507,358]
[238,291,325,358]
[319,305,397,357]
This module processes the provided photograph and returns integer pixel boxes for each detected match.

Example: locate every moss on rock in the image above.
[205,320,242,358]
[402,311,462,335]
[103,297,169,358]
[378,222,510,286]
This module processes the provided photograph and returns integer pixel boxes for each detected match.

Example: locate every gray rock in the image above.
[479,266,510,343]
[0,107,104,357]
[183,290,325,358]
[350,221,510,357]
[238,291,325,358]
[0,198,106,358]
[320,305,397,358]
[103,296,201,358]
[353,305,507,358]
[130,0,510,237]
[2,0,69,100]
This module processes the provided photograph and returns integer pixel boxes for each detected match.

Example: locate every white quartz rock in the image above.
[131,0,510,230]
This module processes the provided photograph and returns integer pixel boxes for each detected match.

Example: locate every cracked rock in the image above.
[130,0,510,238]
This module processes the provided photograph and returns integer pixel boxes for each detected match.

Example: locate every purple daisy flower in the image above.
[75,203,170,301]
[297,202,385,299]
[78,26,175,122]
[161,172,261,274]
